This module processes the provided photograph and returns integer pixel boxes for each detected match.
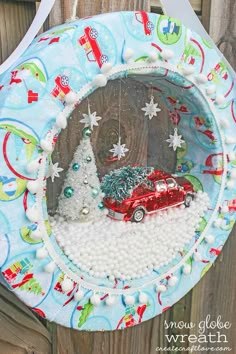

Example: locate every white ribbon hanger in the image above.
[0,0,56,76]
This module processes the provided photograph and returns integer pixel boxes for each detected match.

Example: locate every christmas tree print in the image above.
[18,274,44,295]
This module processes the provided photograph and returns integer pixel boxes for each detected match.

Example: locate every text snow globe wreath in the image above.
[0,11,236,331]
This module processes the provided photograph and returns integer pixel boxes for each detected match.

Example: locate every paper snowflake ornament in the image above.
[141,96,161,120]
[47,161,63,182]
[166,128,185,151]
[110,137,129,160]
[80,104,102,130]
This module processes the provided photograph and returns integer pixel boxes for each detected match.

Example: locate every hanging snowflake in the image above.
[109,137,129,160]
[80,104,102,130]
[141,96,161,120]
[47,161,63,182]
[166,128,185,151]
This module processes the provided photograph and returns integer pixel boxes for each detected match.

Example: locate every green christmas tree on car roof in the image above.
[101,166,154,202]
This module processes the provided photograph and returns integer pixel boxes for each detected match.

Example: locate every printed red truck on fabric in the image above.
[2,258,32,283]
[134,11,154,35]
[51,75,71,101]
[103,170,194,223]
[78,26,109,68]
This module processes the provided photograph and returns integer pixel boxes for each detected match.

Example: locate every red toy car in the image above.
[104,170,195,222]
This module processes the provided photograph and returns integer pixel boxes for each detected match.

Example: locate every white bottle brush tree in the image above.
[57,127,105,222]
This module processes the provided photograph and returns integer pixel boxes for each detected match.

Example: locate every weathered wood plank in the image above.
[0,1,36,64]
[0,285,51,354]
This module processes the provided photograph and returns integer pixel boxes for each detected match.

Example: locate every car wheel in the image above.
[147,21,154,31]
[132,208,145,223]
[184,194,193,207]
[90,28,98,39]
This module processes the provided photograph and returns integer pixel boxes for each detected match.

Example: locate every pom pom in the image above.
[27,180,40,194]
[93,74,107,87]
[183,264,191,275]
[221,204,229,213]
[230,169,236,179]
[148,51,158,63]
[214,218,222,228]
[161,49,174,60]
[56,112,67,129]
[40,139,53,153]
[156,284,167,293]
[206,85,216,95]
[74,289,84,301]
[106,295,115,306]
[44,261,56,273]
[101,62,113,74]
[215,94,225,105]
[124,295,135,306]
[27,159,40,174]
[65,91,77,104]
[225,136,236,144]
[205,235,215,244]
[226,179,234,189]
[123,48,134,61]
[61,278,74,292]
[220,119,230,129]
[193,251,202,262]
[182,66,195,76]
[228,152,236,161]
[30,228,42,240]
[168,276,178,287]
[36,247,48,259]
[90,294,101,306]
[26,207,39,223]
[139,292,148,304]
[195,74,208,84]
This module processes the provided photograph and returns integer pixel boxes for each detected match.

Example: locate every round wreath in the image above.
[0,11,235,331]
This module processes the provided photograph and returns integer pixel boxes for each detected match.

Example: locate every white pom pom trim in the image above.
[90,294,101,306]
[101,62,113,74]
[195,74,208,84]
[183,264,191,275]
[61,278,74,292]
[56,112,67,129]
[226,180,234,189]
[74,289,84,301]
[205,235,215,244]
[27,159,40,174]
[124,295,135,306]
[106,295,115,306]
[40,139,53,152]
[148,51,158,63]
[44,261,56,273]
[123,48,134,61]
[168,276,178,287]
[156,284,167,293]
[64,91,77,104]
[206,85,216,96]
[30,228,43,240]
[139,292,148,304]
[215,94,225,105]
[182,66,195,76]
[228,152,236,161]
[225,136,236,145]
[214,218,222,228]
[161,49,174,60]
[36,247,48,259]
[27,180,40,194]
[220,119,230,129]
[26,207,39,223]
[230,169,236,179]
[193,251,202,262]
[93,74,107,87]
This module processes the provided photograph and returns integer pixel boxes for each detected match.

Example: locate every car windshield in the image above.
[155,180,167,192]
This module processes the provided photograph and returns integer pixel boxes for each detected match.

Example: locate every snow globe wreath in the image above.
[0,11,236,331]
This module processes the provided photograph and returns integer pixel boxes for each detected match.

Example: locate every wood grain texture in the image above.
[0,0,36,64]
[0,1,236,354]
[0,284,51,354]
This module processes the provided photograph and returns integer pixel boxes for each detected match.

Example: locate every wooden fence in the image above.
[0,1,235,353]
